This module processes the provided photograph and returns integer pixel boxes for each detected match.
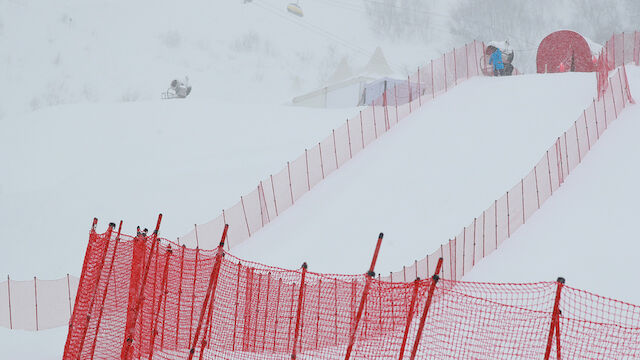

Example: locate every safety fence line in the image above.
[0,274,80,331]
[0,40,496,332]
[178,40,493,251]
[64,225,640,359]
[383,64,636,281]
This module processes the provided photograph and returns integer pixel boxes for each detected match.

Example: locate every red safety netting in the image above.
[385,62,635,284]
[64,226,640,360]
[178,40,495,251]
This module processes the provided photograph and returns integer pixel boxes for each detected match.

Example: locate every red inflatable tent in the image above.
[536,30,597,73]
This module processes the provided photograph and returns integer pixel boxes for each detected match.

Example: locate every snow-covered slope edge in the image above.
[178,41,487,250]
[385,65,635,283]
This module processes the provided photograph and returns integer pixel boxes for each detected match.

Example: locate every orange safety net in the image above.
[64,225,640,359]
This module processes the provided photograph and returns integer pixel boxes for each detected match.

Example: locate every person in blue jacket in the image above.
[489,47,505,76]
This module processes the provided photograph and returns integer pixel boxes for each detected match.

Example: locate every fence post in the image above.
[319,142,326,179]
[176,245,185,348]
[189,224,229,360]
[33,276,39,331]
[240,196,251,237]
[546,150,553,195]
[430,60,435,99]
[506,191,511,237]
[270,174,279,217]
[188,247,200,347]
[443,53,448,92]
[398,277,421,360]
[344,233,384,360]
[544,277,565,360]
[465,43,470,79]
[332,129,339,169]
[7,275,11,329]
[453,47,458,84]
[147,244,172,359]
[409,258,443,359]
[521,178,525,224]
[77,222,115,355]
[584,110,591,150]
[417,68,422,106]
[67,273,72,318]
[287,161,294,204]
[372,101,378,139]
[346,119,353,159]
[359,112,365,149]
[91,221,123,359]
[290,262,308,360]
[63,218,99,358]
[305,149,310,191]
[534,166,541,209]
[407,76,412,113]
[121,214,163,360]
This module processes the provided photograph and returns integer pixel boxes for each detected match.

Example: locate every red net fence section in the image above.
[65,226,640,359]
[384,64,635,284]
[0,274,79,331]
[178,41,495,251]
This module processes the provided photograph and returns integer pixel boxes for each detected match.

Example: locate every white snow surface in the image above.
[464,67,640,306]
[0,0,453,280]
[0,101,358,279]
[231,72,597,276]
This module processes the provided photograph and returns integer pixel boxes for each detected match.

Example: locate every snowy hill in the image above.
[465,66,640,306]
[230,72,597,275]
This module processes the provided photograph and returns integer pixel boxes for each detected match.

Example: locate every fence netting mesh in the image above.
[63,228,640,360]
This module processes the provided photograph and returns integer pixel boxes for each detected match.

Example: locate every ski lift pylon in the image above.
[287,2,303,17]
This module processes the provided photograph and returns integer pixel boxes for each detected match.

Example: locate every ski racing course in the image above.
[3,67,639,359]
[465,66,640,305]
[231,72,597,276]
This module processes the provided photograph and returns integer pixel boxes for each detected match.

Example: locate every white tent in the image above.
[292,47,398,108]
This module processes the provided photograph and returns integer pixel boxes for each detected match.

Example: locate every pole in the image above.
[77,222,115,355]
[319,142,325,179]
[344,233,384,360]
[188,224,229,360]
[398,277,421,360]
[287,161,294,204]
[240,196,251,237]
[67,274,72,318]
[147,245,172,359]
[544,277,565,360]
[333,129,339,169]
[176,245,185,348]
[34,276,38,331]
[290,263,308,360]
[409,258,443,359]
[270,174,279,216]
[63,218,99,358]
[346,119,353,159]
[305,149,310,191]
[122,214,163,360]
[430,60,435,99]
[91,221,123,360]
[7,275,12,329]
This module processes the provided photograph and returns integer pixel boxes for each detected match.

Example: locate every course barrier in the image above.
[178,40,492,250]
[384,64,634,283]
[64,224,640,359]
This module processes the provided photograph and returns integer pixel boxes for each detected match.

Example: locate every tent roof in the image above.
[362,46,393,76]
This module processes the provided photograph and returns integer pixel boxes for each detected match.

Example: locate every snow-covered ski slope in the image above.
[465,67,640,306]
[0,101,359,279]
[231,72,597,275]
[0,0,455,280]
